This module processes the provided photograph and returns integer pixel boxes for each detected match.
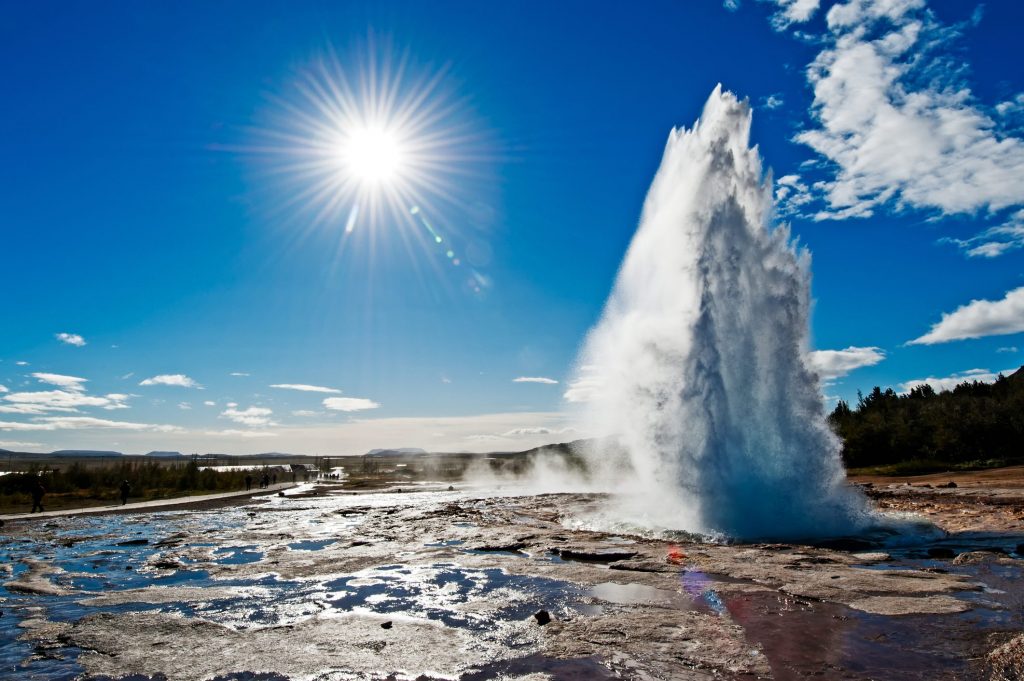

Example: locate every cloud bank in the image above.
[909,286,1024,345]
[139,374,200,388]
[808,346,886,379]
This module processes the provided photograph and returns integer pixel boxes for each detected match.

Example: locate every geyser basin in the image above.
[571,85,872,541]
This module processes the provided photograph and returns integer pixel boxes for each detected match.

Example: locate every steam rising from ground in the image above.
[561,86,871,540]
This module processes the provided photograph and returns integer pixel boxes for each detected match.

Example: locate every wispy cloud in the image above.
[229,372,250,377]
[909,286,1024,345]
[940,209,1024,259]
[323,397,380,412]
[899,367,1016,394]
[0,385,7,393]
[513,376,558,385]
[208,429,278,438]
[997,346,1018,354]
[0,440,42,449]
[808,346,885,379]
[139,374,201,388]
[55,332,86,347]
[32,372,88,391]
[203,400,216,406]
[291,410,320,417]
[773,0,1024,221]
[220,406,275,427]
[178,402,192,410]
[270,383,342,394]
[0,417,180,432]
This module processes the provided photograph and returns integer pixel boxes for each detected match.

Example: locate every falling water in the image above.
[571,86,871,540]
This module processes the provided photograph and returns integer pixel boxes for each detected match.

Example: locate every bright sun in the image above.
[339,126,404,185]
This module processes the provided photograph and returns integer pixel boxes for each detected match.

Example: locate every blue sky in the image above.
[2,0,1023,454]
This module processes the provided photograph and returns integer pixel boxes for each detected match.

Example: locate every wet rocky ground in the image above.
[2,479,1023,680]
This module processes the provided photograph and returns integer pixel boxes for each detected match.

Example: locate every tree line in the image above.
[828,367,1024,472]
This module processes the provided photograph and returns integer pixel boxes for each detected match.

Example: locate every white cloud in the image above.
[291,410,320,417]
[808,346,885,379]
[55,332,86,347]
[203,400,216,406]
[941,209,1024,259]
[0,416,180,432]
[500,426,577,438]
[229,372,250,377]
[4,389,130,413]
[761,93,785,110]
[899,367,1015,394]
[0,385,8,393]
[765,0,820,29]
[226,402,238,408]
[15,361,28,366]
[178,402,192,410]
[0,440,42,449]
[323,397,381,412]
[32,372,88,391]
[139,374,201,388]
[269,383,342,394]
[723,0,741,11]
[221,406,275,427]
[208,429,278,438]
[563,365,604,403]
[997,346,1018,354]
[512,376,559,385]
[786,0,1024,220]
[909,286,1024,345]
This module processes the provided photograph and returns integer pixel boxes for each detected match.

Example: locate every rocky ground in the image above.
[2,474,1023,680]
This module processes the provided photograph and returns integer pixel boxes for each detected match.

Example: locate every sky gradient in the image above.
[2,0,1023,454]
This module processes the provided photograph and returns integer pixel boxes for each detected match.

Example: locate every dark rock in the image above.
[927,547,956,559]
[553,547,638,562]
[124,565,133,571]
[1016,544,1024,555]
[937,481,958,489]
[116,539,149,546]
[278,492,285,497]
[380,621,393,629]
[534,610,551,626]
[813,538,877,552]
[448,486,455,491]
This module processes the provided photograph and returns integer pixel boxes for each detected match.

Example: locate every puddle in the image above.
[286,539,335,552]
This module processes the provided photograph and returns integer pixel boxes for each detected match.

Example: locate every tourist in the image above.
[119,479,131,505]
[30,480,45,513]
[245,474,253,491]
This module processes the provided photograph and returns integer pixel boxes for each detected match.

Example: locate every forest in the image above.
[828,366,1024,473]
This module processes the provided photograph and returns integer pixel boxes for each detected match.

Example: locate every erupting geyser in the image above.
[572,86,872,540]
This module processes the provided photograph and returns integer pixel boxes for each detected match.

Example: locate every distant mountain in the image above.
[145,451,185,458]
[50,449,123,457]
[366,447,429,457]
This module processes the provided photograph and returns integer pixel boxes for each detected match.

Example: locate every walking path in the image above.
[0,483,297,522]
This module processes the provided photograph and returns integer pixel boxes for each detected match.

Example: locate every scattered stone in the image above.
[448,486,455,491]
[1017,543,1024,555]
[851,552,891,563]
[937,481,958,489]
[954,551,1015,566]
[534,609,551,625]
[117,539,149,546]
[988,633,1024,681]
[927,547,956,559]
[380,621,393,629]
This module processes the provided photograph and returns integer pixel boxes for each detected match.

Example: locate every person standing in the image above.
[119,479,131,505]
[30,480,45,513]
[245,474,253,491]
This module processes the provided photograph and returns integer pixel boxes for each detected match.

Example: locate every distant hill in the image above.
[830,365,1024,471]
[366,447,428,457]
[51,449,123,458]
[145,451,185,458]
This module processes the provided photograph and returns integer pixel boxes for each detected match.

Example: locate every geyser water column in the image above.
[571,86,871,540]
